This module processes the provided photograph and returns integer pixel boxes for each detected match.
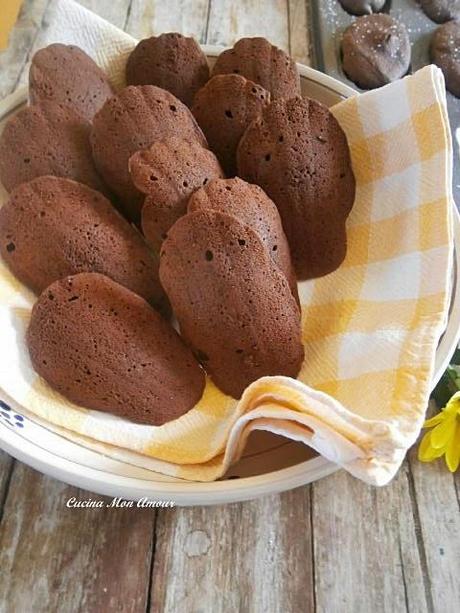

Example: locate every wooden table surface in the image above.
[0,1,459,611]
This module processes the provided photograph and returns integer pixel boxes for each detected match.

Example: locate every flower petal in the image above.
[431,415,456,449]
[445,425,460,472]
[445,391,460,416]
[423,413,445,428]
[418,431,446,462]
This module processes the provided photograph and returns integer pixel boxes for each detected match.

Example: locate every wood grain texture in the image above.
[312,465,430,613]
[207,0,290,49]
[0,462,155,613]
[70,0,133,28]
[1,2,460,612]
[125,0,210,42]
[22,0,133,84]
[408,448,460,613]
[288,0,310,64]
[0,0,51,97]
[0,450,14,521]
[150,488,314,612]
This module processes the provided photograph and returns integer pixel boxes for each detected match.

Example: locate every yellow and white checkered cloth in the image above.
[0,0,454,484]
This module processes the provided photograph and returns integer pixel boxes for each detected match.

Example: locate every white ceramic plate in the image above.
[1,49,459,506]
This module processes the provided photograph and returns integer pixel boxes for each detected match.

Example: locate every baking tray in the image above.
[308,0,460,209]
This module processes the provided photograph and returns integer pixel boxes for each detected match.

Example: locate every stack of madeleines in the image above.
[0,35,355,426]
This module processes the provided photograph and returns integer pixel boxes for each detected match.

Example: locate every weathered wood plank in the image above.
[455,467,460,508]
[12,0,133,91]
[0,450,14,521]
[0,0,51,97]
[125,0,210,42]
[207,0,290,50]
[312,464,430,613]
[0,462,155,613]
[288,0,310,64]
[71,0,133,29]
[408,447,460,613]
[150,487,314,612]
[2,5,458,613]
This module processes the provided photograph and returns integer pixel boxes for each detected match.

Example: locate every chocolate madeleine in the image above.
[192,74,270,176]
[29,43,114,121]
[430,21,460,98]
[129,137,224,251]
[126,33,209,107]
[341,14,410,89]
[420,0,460,24]
[27,273,205,426]
[0,100,106,194]
[91,85,207,221]
[188,177,298,302]
[0,176,166,311]
[338,1,385,16]
[237,96,355,280]
[211,37,300,100]
[160,209,304,398]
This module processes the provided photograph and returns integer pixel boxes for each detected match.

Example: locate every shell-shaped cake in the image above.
[341,14,411,90]
[159,209,304,398]
[420,0,460,24]
[29,43,114,121]
[430,21,460,98]
[188,177,298,302]
[211,37,300,100]
[126,33,209,107]
[129,137,224,251]
[192,74,270,176]
[0,100,106,194]
[91,85,207,220]
[338,0,386,16]
[237,96,356,280]
[0,176,166,310]
[27,273,205,426]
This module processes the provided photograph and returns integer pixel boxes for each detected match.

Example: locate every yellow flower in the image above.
[418,391,460,472]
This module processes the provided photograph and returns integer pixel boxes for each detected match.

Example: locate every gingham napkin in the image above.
[0,0,454,484]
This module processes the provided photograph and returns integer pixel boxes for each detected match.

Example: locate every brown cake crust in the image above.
[420,0,460,24]
[430,21,460,98]
[338,0,385,16]
[29,43,114,121]
[341,14,411,90]
[90,85,207,221]
[0,100,106,194]
[159,209,304,398]
[211,37,300,100]
[126,33,209,107]
[192,74,270,176]
[237,96,355,280]
[188,177,298,303]
[27,273,205,426]
[0,176,166,311]
[129,137,224,252]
